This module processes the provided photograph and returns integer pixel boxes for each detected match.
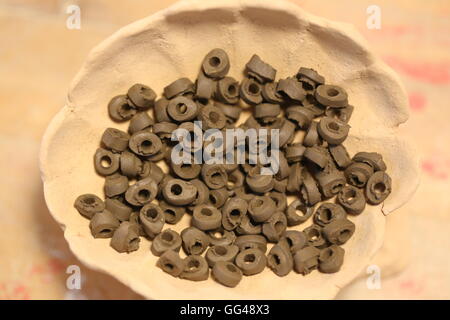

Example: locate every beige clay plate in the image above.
[39,0,419,299]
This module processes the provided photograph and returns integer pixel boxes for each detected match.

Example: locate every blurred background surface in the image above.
[0,0,449,299]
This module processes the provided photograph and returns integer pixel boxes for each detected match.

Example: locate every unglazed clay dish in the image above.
[39,0,419,299]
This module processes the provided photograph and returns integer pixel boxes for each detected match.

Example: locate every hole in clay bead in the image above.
[350,174,364,186]
[229,209,241,220]
[177,103,187,114]
[164,263,174,271]
[215,246,228,256]
[192,241,203,253]
[272,254,281,265]
[327,88,339,97]
[254,199,264,207]
[210,172,223,184]
[338,229,351,242]
[141,140,153,152]
[344,189,356,202]
[129,238,139,248]
[138,189,151,201]
[327,121,340,131]
[274,221,284,233]
[165,209,176,220]
[145,207,158,219]
[201,208,213,216]
[249,83,260,95]
[320,208,333,222]
[210,111,220,123]
[228,84,237,95]
[83,197,96,205]
[244,254,256,264]
[188,259,200,271]
[209,56,221,67]
[180,163,192,170]
[332,183,344,193]
[308,229,320,241]
[295,205,306,216]
[374,182,386,194]
[162,232,174,242]
[100,156,112,168]
[209,194,217,204]
[171,184,183,195]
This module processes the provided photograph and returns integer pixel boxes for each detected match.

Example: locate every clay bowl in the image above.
[40,0,419,299]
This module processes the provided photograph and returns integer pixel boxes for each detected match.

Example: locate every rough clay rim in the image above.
[39,0,418,299]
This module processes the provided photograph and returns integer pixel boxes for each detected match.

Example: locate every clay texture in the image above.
[40,0,419,299]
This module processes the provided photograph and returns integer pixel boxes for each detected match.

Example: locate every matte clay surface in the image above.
[2,0,449,301]
[38,0,419,299]
[6,0,450,300]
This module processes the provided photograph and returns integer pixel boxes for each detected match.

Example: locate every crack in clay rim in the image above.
[39,0,419,299]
